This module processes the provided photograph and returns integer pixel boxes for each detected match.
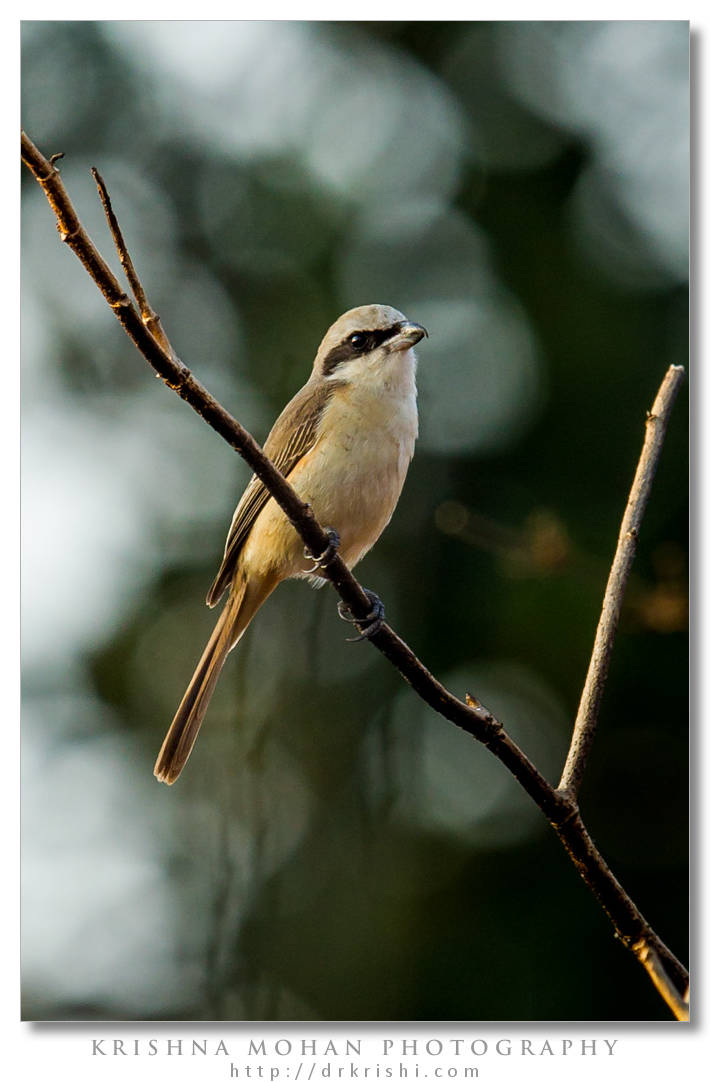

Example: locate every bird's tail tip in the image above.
[152,574,261,787]
[153,761,179,785]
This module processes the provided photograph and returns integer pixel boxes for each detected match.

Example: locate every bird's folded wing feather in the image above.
[206,378,343,606]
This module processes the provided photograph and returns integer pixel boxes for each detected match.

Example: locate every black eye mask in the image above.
[321,324,403,376]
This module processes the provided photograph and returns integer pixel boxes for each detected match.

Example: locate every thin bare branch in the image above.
[632,939,690,1022]
[22,130,688,1016]
[91,166,175,358]
[21,133,136,318]
[559,365,686,798]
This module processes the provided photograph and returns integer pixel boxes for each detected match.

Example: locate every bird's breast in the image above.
[242,358,418,578]
[301,368,418,567]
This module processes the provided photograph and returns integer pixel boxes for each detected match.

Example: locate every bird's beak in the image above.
[390,321,428,352]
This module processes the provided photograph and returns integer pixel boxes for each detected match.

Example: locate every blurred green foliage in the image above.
[21,20,688,1021]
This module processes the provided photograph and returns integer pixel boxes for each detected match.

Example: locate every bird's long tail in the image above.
[153,572,275,785]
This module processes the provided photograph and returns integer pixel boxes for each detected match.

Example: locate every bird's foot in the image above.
[304,527,340,572]
[337,588,386,643]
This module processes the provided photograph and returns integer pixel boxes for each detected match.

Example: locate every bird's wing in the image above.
[206,378,343,607]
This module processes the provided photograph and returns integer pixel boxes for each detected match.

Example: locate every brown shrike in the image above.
[154,304,426,784]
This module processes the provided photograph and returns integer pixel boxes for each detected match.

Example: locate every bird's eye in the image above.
[348,332,367,350]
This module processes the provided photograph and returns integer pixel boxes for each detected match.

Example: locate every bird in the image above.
[154,304,427,784]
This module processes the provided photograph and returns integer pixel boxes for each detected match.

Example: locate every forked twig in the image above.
[633,939,689,1022]
[91,167,175,358]
[21,130,688,1019]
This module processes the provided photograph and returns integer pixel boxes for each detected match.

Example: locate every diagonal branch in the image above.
[21,130,688,1019]
[558,365,686,798]
[90,166,175,359]
[633,940,690,1022]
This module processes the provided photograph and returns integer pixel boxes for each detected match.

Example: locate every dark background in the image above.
[21,21,688,1021]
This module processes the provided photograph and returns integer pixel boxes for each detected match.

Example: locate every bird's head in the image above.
[313,304,427,383]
